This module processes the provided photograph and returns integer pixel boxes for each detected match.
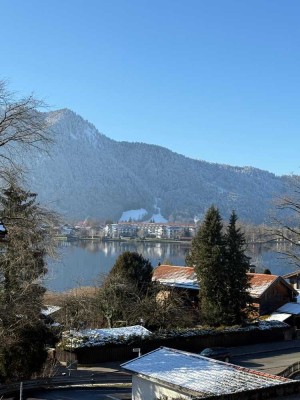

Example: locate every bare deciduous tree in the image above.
[95,272,198,330]
[53,289,101,330]
[0,80,53,170]
[272,175,300,267]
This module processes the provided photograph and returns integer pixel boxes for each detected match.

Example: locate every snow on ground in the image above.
[148,213,168,223]
[119,208,168,222]
[119,209,148,222]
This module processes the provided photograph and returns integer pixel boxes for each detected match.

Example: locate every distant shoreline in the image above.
[54,236,192,244]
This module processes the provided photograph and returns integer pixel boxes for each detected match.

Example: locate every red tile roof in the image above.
[152,266,297,298]
[247,273,278,298]
[153,265,195,280]
[152,265,198,288]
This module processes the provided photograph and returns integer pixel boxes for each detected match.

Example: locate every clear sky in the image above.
[1,0,299,176]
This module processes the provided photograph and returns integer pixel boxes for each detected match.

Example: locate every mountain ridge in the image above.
[23,109,290,224]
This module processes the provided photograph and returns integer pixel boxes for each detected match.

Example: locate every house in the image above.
[104,222,196,240]
[152,265,199,306]
[283,270,300,291]
[248,273,298,315]
[152,265,297,316]
[267,302,300,330]
[122,346,297,400]
[152,265,198,290]
[41,305,61,326]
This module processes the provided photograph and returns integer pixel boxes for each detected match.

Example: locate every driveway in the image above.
[229,339,300,375]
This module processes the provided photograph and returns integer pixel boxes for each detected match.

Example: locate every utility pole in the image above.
[19,381,23,400]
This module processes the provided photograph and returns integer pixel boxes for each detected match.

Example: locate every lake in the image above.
[45,240,299,292]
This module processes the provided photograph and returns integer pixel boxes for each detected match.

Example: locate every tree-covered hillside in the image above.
[24,109,291,223]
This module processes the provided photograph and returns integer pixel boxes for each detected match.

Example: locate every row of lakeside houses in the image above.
[58,222,197,240]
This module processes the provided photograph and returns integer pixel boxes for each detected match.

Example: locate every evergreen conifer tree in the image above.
[97,252,153,328]
[109,251,153,293]
[188,206,227,325]
[188,207,252,326]
[0,178,57,381]
[223,211,251,325]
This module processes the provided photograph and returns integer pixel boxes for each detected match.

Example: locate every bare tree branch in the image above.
[272,175,300,267]
[0,80,54,170]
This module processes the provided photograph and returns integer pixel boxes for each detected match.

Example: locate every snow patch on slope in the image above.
[119,208,168,222]
[148,213,168,223]
[119,209,148,222]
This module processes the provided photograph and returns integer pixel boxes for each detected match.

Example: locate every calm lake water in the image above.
[45,240,299,292]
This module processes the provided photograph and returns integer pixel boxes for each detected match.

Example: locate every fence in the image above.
[279,361,300,378]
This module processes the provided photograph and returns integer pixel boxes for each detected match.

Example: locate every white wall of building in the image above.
[132,375,192,400]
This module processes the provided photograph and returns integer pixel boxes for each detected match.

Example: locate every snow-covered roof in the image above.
[247,273,297,298]
[0,223,6,232]
[283,270,300,279]
[247,273,279,297]
[152,267,296,298]
[266,312,292,322]
[41,305,61,316]
[122,347,290,397]
[63,325,151,349]
[266,301,300,319]
[152,265,199,289]
[277,302,300,315]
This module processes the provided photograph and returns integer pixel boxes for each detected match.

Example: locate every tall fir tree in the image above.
[223,211,251,325]
[0,178,57,381]
[188,206,227,326]
[188,207,252,326]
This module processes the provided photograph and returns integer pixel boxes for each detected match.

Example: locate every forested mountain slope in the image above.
[23,109,290,223]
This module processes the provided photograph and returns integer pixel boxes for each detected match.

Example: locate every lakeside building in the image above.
[104,222,196,240]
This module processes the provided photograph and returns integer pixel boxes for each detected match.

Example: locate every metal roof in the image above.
[277,302,300,315]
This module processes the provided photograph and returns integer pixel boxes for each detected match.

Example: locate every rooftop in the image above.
[152,266,298,301]
[247,273,279,298]
[283,270,300,279]
[152,265,199,289]
[122,347,291,398]
[276,302,300,315]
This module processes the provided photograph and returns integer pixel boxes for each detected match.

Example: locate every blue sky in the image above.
[1,0,300,176]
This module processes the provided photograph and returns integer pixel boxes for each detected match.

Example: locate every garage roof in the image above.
[122,347,290,398]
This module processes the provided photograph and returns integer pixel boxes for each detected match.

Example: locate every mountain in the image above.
[22,109,290,224]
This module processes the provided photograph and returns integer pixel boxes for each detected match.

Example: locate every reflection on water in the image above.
[45,240,299,292]
[45,240,190,292]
